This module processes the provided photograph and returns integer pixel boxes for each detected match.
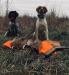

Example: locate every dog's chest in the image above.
[38,25,46,40]
[38,25,46,32]
[39,18,46,24]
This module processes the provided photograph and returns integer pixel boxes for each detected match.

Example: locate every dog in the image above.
[36,6,49,42]
[6,11,21,37]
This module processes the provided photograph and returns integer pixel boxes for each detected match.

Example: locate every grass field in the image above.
[0,46,69,75]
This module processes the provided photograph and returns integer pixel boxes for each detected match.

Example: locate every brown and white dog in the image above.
[36,6,49,43]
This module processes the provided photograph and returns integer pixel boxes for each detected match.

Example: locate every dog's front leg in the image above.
[35,27,39,42]
[44,19,49,40]
[35,20,40,48]
[35,28,40,48]
[36,19,39,41]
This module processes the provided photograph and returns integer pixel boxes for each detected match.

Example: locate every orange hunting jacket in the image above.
[39,40,54,54]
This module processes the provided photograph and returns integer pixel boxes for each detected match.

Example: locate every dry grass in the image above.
[0,48,69,75]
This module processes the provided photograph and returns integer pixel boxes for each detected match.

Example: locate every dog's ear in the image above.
[36,6,42,13]
[43,6,48,13]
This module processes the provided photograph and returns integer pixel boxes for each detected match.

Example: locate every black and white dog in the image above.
[36,6,49,41]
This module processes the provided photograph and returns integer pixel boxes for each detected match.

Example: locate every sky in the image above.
[0,0,69,17]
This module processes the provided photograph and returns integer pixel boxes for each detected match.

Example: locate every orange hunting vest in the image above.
[3,40,13,48]
[39,40,54,54]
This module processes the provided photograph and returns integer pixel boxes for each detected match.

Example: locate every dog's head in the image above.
[36,6,47,19]
[8,11,19,21]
